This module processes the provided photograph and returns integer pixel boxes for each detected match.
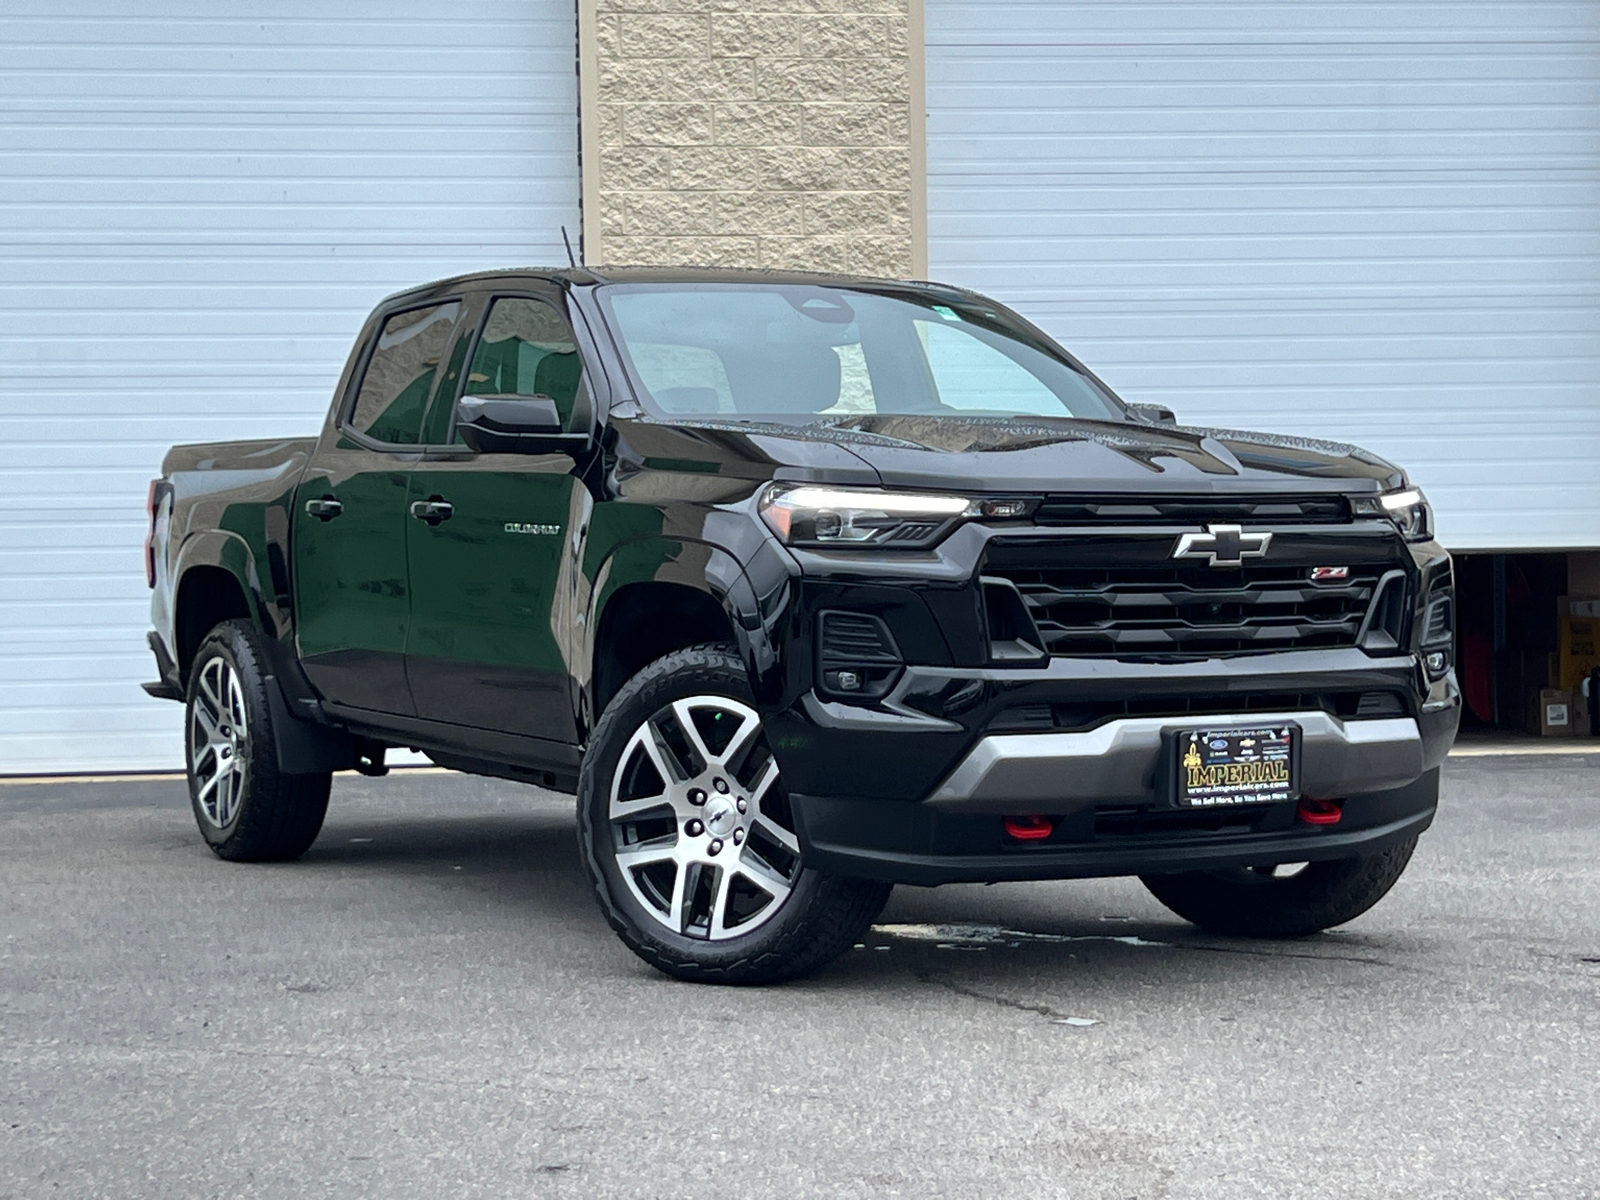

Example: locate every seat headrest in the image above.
[732,345,842,414]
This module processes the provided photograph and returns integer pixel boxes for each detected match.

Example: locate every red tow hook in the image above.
[1297,797,1343,826]
[1003,815,1056,841]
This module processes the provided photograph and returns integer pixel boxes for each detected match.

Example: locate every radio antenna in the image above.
[560,225,578,269]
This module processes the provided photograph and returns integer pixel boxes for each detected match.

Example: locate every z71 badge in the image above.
[505,522,561,536]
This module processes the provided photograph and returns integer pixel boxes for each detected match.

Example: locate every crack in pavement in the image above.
[1168,940,1398,969]
[918,974,1072,1022]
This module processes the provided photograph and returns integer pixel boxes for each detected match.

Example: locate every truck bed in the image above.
[161,436,318,480]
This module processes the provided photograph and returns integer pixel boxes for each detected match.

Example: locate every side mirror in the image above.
[1127,402,1177,426]
[456,395,588,455]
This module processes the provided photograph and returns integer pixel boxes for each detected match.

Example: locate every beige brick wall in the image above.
[580,0,922,277]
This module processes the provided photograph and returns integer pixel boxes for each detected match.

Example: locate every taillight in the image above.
[144,480,160,587]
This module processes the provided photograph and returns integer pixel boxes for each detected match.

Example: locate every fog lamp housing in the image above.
[816,611,903,700]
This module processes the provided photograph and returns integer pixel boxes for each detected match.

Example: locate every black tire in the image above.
[578,644,890,985]
[1139,836,1418,938]
[185,619,331,862]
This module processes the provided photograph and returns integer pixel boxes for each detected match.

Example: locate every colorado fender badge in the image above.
[505,522,561,536]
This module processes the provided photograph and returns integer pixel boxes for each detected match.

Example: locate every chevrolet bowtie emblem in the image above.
[1171,523,1272,567]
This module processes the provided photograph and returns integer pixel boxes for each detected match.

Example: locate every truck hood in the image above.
[625,414,1406,496]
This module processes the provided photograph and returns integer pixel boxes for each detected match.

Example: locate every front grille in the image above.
[994,562,1384,656]
[1035,495,1349,527]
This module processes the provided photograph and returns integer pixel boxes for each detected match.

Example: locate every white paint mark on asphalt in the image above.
[1053,1017,1100,1027]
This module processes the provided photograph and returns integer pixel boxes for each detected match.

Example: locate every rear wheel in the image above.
[186,620,330,862]
[1139,837,1418,938]
[578,644,890,984]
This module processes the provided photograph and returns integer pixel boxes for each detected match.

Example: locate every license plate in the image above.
[1177,725,1299,808]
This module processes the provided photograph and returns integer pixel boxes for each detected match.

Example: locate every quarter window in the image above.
[348,302,461,444]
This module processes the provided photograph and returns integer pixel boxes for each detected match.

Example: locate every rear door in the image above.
[402,289,593,741]
[293,297,468,714]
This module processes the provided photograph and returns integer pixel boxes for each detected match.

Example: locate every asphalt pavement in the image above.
[3,754,1597,1198]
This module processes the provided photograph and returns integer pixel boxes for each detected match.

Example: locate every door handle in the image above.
[410,497,454,526]
[305,495,343,522]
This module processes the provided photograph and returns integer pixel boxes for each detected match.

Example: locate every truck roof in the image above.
[376,264,968,307]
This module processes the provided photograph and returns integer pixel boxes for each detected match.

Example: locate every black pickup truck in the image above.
[145,267,1459,984]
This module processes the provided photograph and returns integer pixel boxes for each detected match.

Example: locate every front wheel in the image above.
[186,620,330,862]
[1140,836,1418,938]
[578,644,890,984]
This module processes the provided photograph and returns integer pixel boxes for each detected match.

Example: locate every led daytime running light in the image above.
[1354,486,1432,542]
[759,484,977,548]
[1379,488,1423,513]
[768,486,972,517]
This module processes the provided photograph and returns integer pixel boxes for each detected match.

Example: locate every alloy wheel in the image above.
[189,656,249,829]
[607,695,800,940]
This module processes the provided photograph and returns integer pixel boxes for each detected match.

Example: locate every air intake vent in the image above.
[819,612,900,665]
[1422,593,1454,646]
[982,577,1047,664]
[1355,691,1405,717]
[1357,571,1409,653]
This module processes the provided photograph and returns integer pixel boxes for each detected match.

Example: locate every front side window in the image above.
[456,297,586,441]
[348,301,461,444]
[598,285,1118,422]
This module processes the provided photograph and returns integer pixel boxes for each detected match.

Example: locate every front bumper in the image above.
[760,519,1457,887]
[793,773,1438,887]
[768,647,1459,802]
[775,659,1459,887]
[928,710,1424,812]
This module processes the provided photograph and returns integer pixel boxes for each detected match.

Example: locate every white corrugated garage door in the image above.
[927,0,1600,552]
[0,2,580,773]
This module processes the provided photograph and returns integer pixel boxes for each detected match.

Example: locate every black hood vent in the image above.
[1035,495,1351,527]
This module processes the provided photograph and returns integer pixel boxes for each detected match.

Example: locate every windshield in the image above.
[598,284,1122,422]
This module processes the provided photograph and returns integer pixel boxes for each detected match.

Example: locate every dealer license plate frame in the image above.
[1175,724,1301,809]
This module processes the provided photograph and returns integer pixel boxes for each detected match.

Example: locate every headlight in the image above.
[759,484,981,548]
[1353,487,1433,542]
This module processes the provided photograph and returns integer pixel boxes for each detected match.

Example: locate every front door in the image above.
[294,298,464,714]
[403,293,591,742]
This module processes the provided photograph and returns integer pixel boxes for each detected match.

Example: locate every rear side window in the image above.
[348,301,461,444]
[459,297,586,438]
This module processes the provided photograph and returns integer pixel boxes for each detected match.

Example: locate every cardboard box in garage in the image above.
[1530,687,1577,737]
